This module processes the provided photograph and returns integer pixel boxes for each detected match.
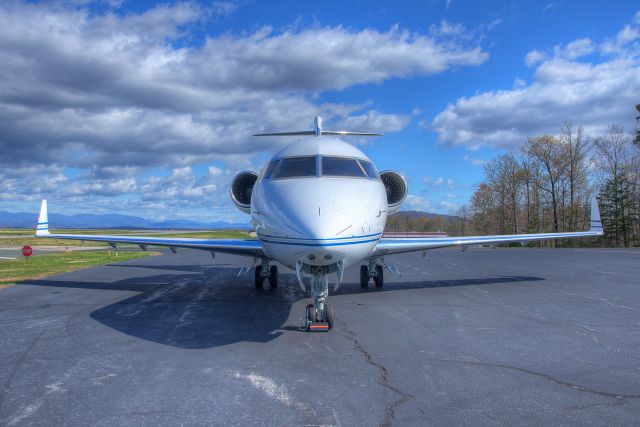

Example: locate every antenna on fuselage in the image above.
[252,116,383,137]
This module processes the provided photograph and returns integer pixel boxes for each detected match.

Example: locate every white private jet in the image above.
[35,117,603,331]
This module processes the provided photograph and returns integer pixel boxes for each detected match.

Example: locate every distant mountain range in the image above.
[0,209,454,231]
[0,210,251,230]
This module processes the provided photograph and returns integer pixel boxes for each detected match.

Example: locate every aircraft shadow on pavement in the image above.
[21,264,544,349]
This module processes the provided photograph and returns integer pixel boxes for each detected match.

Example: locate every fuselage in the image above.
[251,137,388,270]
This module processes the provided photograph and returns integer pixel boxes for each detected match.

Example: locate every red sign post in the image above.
[22,245,32,258]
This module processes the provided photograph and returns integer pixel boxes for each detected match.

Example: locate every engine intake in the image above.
[230,171,258,214]
[380,171,407,213]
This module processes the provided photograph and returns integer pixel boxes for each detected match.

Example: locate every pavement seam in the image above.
[338,320,414,427]
[428,358,640,400]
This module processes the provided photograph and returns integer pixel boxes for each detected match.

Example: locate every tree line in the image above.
[447,116,640,247]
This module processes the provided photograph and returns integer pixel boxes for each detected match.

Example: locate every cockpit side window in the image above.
[261,160,280,180]
[321,156,367,178]
[272,156,317,178]
[358,159,380,180]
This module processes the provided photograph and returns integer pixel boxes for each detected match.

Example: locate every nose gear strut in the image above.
[300,266,334,331]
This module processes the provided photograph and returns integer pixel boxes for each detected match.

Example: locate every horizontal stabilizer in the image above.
[253,131,315,136]
[253,116,383,137]
[253,130,383,137]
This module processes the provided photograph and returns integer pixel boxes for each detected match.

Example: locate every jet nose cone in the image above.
[293,205,353,239]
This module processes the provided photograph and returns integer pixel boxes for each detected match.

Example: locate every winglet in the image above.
[590,197,603,235]
[36,199,49,236]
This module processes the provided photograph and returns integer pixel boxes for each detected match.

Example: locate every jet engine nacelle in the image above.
[380,171,407,214]
[230,171,258,214]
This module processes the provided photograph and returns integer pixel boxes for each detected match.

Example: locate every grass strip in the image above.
[0,250,159,285]
[0,229,249,246]
[0,229,249,247]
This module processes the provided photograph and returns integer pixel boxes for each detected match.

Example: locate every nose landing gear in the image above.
[360,260,384,288]
[300,266,334,331]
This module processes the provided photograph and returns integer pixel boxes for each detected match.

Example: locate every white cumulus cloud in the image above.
[0,1,488,214]
[432,13,640,150]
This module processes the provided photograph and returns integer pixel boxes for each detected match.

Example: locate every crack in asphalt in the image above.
[429,358,640,400]
[338,320,414,427]
[0,330,45,420]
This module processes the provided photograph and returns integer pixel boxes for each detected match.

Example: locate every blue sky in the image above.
[1,0,639,223]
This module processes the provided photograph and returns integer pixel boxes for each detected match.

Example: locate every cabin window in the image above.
[358,160,380,180]
[321,156,367,178]
[272,156,317,178]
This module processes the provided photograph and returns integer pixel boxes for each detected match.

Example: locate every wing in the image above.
[34,200,264,258]
[374,198,603,257]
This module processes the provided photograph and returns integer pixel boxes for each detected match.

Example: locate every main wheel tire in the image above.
[325,303,334,330]
[360,265,369,288]
[374,265,384,288]
[254,266,263,289]
[269,265,278,289]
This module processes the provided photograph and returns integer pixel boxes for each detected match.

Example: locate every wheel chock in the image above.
[299,321,330,332]
[308,322,330,332]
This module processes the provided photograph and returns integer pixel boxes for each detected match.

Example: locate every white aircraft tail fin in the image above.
[590,197,603,234]
[253,116,383,137]
[36,199,50,236]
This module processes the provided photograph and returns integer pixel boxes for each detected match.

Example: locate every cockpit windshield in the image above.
[358,160,380,179]
[322,156,366,178]
[262,155,380,180]
[271,156,317,178]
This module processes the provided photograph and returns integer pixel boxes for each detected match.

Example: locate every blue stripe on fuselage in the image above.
[260,237,380,247]
[257,232,381,241]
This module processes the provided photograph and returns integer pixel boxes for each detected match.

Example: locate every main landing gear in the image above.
[254,259,278,289]
[360,260,384,288]
[301,266,334,332]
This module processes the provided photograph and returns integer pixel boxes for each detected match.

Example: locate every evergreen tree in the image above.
[598,174,639,247]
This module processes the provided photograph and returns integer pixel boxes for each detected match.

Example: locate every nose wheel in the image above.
[302,303,333,331]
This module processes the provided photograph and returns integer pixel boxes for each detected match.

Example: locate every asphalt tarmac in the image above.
[1,247,639,426]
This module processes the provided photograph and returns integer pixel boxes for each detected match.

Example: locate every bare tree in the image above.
[560,123,591,231]
[483,153,526,233]
[467,123,637,247]
[594,125,632,179]
[470,183,497,234]
[522,135,568,234]
[447,204,470,236]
